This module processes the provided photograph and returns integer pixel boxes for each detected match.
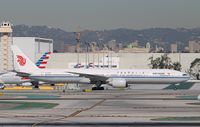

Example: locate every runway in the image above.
[0,89,200,126]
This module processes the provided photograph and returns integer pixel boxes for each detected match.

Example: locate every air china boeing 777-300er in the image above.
[11,45,190,90]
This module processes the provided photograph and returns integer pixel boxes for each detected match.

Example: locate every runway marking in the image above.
[1,90,199,126]
[31,91,199,126]
[0,97,197,100]
[32,99,106,126]
[3,122,200,126]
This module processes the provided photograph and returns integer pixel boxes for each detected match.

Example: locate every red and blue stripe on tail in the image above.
[35,52,51,69]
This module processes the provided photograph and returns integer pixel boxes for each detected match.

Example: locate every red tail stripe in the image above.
[38,66,46,68]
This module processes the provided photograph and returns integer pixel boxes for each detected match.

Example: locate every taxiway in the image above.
[0,89,200,126]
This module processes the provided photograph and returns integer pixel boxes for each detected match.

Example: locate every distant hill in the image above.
[13,25,200,52]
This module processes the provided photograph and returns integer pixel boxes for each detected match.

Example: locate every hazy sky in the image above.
[0,0,200,31]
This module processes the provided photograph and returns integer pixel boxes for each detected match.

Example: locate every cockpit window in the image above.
[182,74,187,76]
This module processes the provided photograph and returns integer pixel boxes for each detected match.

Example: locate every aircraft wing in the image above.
[67,71,109,81]
[12,70,31,77]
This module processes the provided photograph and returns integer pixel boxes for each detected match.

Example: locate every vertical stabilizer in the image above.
[11,45,40,73]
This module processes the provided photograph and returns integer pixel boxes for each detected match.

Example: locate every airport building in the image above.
[0,21,13,70]
[36,52,200,72]
[171,43,178,53]
[189,40,200,53]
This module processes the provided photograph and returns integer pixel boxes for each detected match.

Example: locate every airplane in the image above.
[11,45,190,90]
[0,51,51,89]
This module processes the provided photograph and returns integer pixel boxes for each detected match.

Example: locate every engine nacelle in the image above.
[0,84,5,89]
[109,78,127,88]
[198,95,200,101]
[20,82,32,86]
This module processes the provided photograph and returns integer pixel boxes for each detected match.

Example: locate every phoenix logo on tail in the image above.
[17,55,26,66]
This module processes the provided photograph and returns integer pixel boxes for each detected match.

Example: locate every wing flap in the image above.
[67,71,109,81]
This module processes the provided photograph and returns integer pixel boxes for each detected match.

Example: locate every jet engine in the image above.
[198,95,200,101]
[20,82,32,86]
[109,78,128,88]
[0,84,5,89]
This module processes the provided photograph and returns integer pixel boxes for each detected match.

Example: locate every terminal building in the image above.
[36,52,200,73]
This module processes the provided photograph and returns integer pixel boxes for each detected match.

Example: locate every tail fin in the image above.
[35,52,51,69]
[11,45,40,73]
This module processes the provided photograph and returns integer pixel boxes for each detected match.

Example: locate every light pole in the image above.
[85,42,90,69]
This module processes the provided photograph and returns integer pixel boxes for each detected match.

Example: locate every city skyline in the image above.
[0,0,200,31]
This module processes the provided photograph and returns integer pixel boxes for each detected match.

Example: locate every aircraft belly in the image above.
[1,77,26,84]
[30,76,83,83]
[126,77,188,84]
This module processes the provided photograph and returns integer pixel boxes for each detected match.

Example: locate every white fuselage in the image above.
[28,68,190,84]
[0,72,31,84]
[10,45,191,87]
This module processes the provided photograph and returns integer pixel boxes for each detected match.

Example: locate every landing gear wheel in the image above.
[31,81,39,89]
[99,87,104,90]
[92,87,104,90]
[92,87,97,90]
[50,84,55,86]
[34,85,39,88]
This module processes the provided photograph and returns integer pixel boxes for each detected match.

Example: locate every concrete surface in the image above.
[0,89,200,126]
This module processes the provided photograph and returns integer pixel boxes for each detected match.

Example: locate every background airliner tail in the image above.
[11,45,40,73]
[36,52,51,69]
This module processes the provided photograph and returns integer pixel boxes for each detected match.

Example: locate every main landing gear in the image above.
[92,87,104,90]
[92,81,104,90]
[31,81,39,88]
[50,84,55,86]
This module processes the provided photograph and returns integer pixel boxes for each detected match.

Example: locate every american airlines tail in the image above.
[36,52,51,69]
[11,45,41,74]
